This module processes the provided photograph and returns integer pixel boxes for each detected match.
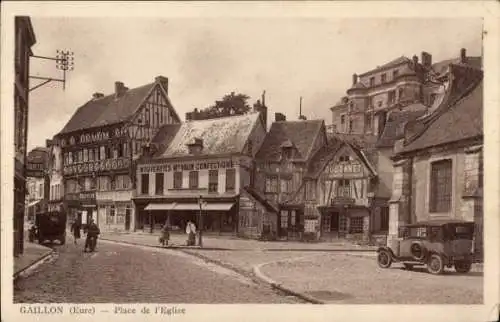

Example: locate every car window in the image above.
[451,225,473,240]
[409,227,427,238]
[429,226,440,240]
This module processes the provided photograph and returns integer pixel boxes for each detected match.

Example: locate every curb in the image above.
[253,263,324,304]
[100,238,231,251]
[14,248,56,280]
[100,237,376,253]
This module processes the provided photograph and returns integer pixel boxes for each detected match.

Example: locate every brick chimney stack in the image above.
[275,112,286,122]
[421,52,432,68]
[92,92,104,100]
[155,76,169,95]
[114,81,128,97]
[460,48,467,63]
[352,73,358,86]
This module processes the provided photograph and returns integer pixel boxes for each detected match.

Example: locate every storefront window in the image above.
[141,174,149,194]
[107,206,115,224]
[350,216,364,233]
[116,206,126,224]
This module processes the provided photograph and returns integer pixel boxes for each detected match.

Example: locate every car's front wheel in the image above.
[377,250,392,268]
[454,260,472,273]
[427,254,444,275]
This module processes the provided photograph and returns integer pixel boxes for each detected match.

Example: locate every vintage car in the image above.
[35,211,67,245]
[376,220,475,275]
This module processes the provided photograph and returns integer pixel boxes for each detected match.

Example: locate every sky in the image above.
[27,17,483,150]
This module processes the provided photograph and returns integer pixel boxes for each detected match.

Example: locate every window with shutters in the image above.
[141,173,149,194]
[155,173,164,195]
[173,171,183,189]
[429,159,452,213]
[225,169,235,192]
[337,179,351,197]
[189,171,199,189]
[209,170,218,193]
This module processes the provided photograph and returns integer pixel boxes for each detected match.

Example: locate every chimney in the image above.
[275,112,286,122]
[114,81,128,97]
[92,92,104,100]
[352,73,358,86]
[299,115,307,121]
[45,139,53,148]
[421,52,432,68]
[460,48,467,63]
[412,55,418,65]
[155,76,169,94]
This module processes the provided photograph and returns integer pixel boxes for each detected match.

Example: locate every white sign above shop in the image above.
[139,159,234,173]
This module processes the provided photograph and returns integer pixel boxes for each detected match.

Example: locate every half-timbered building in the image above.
[54,76,181,231]
[254,114,326,240]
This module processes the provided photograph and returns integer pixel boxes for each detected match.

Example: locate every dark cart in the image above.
[35,211,67,245]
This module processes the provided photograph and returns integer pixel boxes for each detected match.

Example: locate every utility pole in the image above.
[30,50,74,92]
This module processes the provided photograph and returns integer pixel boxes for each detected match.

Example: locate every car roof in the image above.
[403,219,474,228]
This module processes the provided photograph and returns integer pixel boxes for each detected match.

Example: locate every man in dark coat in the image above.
[71,221,81,245]
[84,219,100,252]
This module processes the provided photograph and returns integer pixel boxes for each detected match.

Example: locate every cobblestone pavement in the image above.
[259,253,483,304]
[13,240,302,304]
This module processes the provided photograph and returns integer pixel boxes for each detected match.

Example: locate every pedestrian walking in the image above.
[159,222,170,247]
[186,220,196,246]
[84,218,100,252]
[70,221,81,245]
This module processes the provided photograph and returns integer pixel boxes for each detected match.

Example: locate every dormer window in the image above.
[187,138,204,155]
[339,155,350,162]
[280,139,295,160]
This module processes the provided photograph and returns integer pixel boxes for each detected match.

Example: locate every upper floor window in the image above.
[100,146,106,160]
[365,114,373,132]
[189,171,199,189]
[388,90,396,104]
[339,155,350,162]
[97,176,111,191]
[225,169,236,192]
[392,69,399,79]
[155,173,164,195]
[349,120,354,132]
[173,171,183,189]
[115,175,131,190]
[369,77,375,87]
[305,180,316,201]
[209,170,218,193]
[280,178,291,193]
[337,179,351,197]
[429,159,452,213]
[398,88,404,101]
[340,114,346,128]
[381,73,387,83]
[141,173,149,195]
[83,149,89,162]
[265,176,278,193]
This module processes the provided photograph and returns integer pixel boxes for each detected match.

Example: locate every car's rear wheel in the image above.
[377,250,392,268]
[427,254,444,275]
[454,260,472,273]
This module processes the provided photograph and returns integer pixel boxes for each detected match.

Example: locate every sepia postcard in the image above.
[1,1,499,322]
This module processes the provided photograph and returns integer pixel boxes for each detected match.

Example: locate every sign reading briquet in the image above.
[139,159,234,173]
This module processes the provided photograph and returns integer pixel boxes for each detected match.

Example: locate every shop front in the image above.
[64,191,97,226]
[133,196,239,235]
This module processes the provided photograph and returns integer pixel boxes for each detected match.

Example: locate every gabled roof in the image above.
[431,56,482,75]
[359,56,411,77]
[256,120,324,162]
[400,66,483,153]
[154,113,260,158]
[27,147,49,163]
[376,109,427,148]
[306,134,377,179]
[60,83,156,134]
[59,77,180,135]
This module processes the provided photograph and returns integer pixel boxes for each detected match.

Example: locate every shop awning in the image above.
[144,202,234,211]
[27,200,41,208]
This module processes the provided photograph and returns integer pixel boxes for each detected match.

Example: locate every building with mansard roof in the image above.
[133,105,268,236]
[389,61,483,259]
[53,76,181,231]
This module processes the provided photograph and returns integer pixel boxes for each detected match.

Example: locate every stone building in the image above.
[13,16,36,256]
[389,61,483,258]
[54,76,180,231]
[254,113,326,240]
[47,139,65,214]
[133,107,267,236]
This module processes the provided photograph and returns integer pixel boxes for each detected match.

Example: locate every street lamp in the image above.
[198,195,207,247]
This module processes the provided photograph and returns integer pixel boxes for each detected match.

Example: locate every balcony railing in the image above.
[63,157,131,176]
